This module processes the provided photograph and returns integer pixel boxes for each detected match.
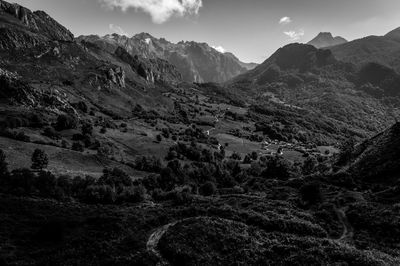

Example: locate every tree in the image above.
[55,114,78,131]
[200,181,217,196]
[0,149,8,177]
[81,122,93,136]
[302,156,318,175]
[300,182,323,205]
[31,149,49,170]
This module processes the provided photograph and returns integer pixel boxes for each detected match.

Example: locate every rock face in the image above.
[307,32,347,48]
[77,33,257,83]
[0,0,74,49]
[114,46,182,84]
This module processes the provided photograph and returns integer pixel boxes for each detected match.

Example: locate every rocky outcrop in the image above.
[114,46,182,84]
[106,67,126,88]
[0,0,73,49]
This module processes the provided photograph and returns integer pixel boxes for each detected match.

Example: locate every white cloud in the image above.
[211,45,226,53]
[284,29,305,41]
[101,0,202,24]
[279,16,292,25]
[109,24,128,36]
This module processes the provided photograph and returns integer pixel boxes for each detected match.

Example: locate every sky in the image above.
[10,0,400,63]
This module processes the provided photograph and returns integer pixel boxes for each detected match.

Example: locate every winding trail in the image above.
[335,206,354,244]
[146,221,178,266]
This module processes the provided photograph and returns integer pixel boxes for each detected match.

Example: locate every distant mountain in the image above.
[329,27,400,73]
[229,43,398,144]
[307,32,347,48]
[77,33,257,83]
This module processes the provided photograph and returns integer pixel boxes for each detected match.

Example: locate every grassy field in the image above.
[0,136,143,178]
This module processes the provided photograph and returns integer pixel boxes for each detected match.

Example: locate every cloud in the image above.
[279,16,292,25]
[109,24,128,36]
[211,45,226,53]
[101,0,202,24]
[284,29,305,41]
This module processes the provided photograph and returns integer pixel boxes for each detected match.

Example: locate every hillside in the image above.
[307,32,347,48]
[347,122,400,182]
[77,33,256,83]
[329,27,400,73]
[229,43,398,144]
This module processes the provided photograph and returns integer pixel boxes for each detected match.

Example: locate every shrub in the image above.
[55,114,78,131]
[156,134,162,142]
[100,127,107,134]
[243,155,252,164]
[0,149,8,177]
[31,149,49,170]
[36,171,57,197]
[84,185,116,204]
[200,181,217,196]
[261,157,293,180]
[81,122,93,136]
[72,142,84,152]
[9,168,36,195]
[230,152,242,161]
[43,126,60,140]
[300,182,323,205]
[98,168,132,188]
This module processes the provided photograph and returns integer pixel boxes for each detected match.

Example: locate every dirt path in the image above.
[146,221,178,266]
[335,206,354,244]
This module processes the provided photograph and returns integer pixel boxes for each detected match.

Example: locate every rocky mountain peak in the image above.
[307,32,347,48]
[0,0,74,49]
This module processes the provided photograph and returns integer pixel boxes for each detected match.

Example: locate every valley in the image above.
[0,0,400,265]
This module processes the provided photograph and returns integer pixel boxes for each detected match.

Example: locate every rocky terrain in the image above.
[77,33,257,83]
[1,0,400,265]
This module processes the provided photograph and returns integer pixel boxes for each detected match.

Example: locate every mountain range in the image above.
[77,33,257,83]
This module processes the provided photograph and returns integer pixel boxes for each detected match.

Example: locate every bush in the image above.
[200,181,217,196]
[98,168,132,188]
[84,185,116,204]
[43,126,60,140]
[156,134,162,142]
[55,114,78,131]
[31,149,49,170]
[0,149,8,177]
[230,152,242,161]
[72,142,84,152]
[81,122,93,136]
[100,127,107,134]
[300,182,323,205]
[261,157,293,180]
[36,171,57,197]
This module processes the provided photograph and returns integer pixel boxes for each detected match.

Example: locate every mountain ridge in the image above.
[77,33,257,83]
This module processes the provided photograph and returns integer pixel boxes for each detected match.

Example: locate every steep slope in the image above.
[77,33,255,83]
[348,122,400,182]
[307,32,347,48]
[0,0,73,49]
[329,27,400,73]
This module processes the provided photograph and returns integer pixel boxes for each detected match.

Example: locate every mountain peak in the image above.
[307,32,347,48]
